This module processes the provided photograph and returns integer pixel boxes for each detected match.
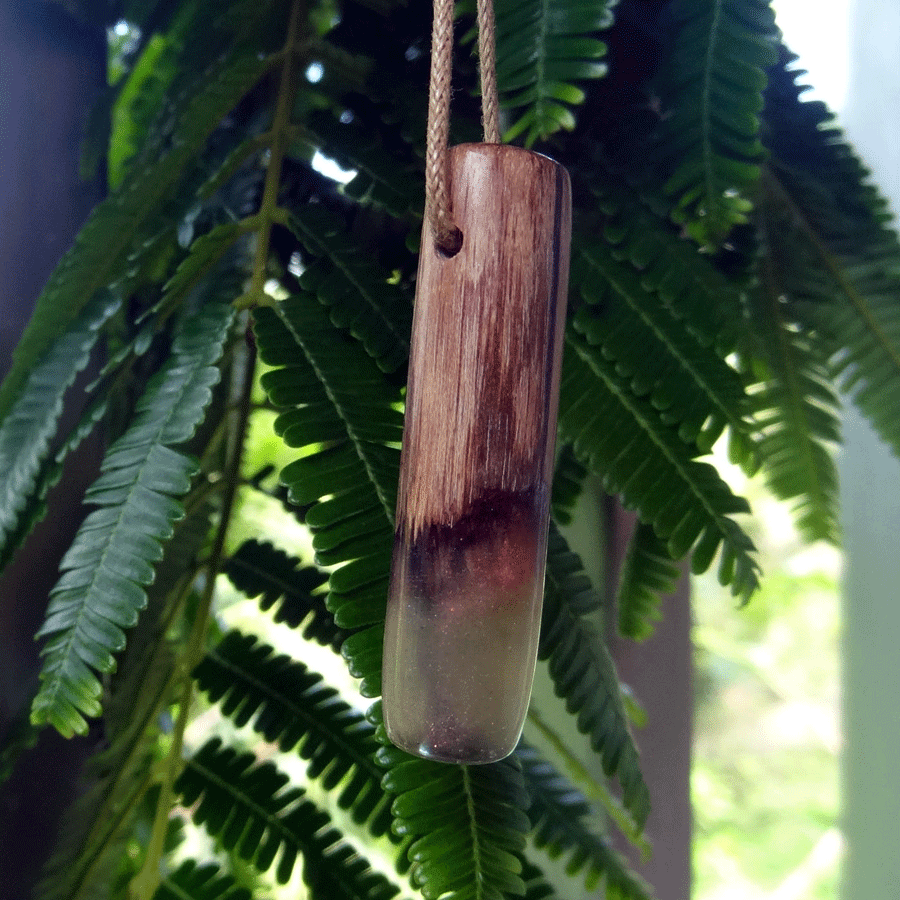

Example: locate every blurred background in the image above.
[694,2,899,897]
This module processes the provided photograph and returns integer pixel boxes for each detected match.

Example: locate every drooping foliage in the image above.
[2,1,899,898]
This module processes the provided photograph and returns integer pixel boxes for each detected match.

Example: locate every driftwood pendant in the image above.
[382,144,571,763]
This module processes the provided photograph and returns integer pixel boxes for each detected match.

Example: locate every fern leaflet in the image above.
[153,861,251,900]
[0,292,119,568]
[575,236,751,453]
[375,714,531,900]
[551,444,588,525]
[559,329,759,598]
[176,739,400,899]
[223,540,342,649]
[31,298,234,737]
[192,630,392,836]
[761,54,900,462]
[616,521,682,641]
[518,745,653,899]
[540,528,650,828]
[0,50,269,423]
[747,217,842,542]
[288,206,412,372]
[655,0,778,245]
[494,0,614,146]
[254,295,402,697]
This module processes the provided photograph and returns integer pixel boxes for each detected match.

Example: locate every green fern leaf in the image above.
[747,222,842,543]
[254,295,402,696]
[154,861,251,900]
[288,207,412,371]
[192,630,392,835]
[0,292,119,569]
[374,713,531,900]
[223,540,342,649]
[588,184,749,358]
[0,50,269,425]
[551,444,588,525]
[559,330,759,598]
[575,235,752,453]
[761,54,900,463]
[616,521,682,641]
[494,0,614,146]
[176,738,401,899]
[540,528,650,828]
[31,298,234,737]
[518,745,653,899]
[520,860,569,900]
[655,0,778,245]
[0,387,110,576]
[35,499,213,900]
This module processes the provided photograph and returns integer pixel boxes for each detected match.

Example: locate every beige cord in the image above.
[477,0,500,144]
[426,0,460,253]
[425,0,501,253]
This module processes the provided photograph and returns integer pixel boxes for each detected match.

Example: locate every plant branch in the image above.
[242,0,307,308]
[132,333,258,898]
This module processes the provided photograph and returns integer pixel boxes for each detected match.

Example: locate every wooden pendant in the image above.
[382,144,572,763]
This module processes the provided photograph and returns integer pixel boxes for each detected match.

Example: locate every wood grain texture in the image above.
[397,143,572,538]
[383,145,572,761]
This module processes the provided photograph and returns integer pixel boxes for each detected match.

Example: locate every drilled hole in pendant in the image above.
[436,226,463,258]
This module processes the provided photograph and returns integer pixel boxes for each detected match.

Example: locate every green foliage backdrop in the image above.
[1,0,897,897]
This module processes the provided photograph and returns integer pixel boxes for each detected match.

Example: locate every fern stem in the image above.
[245,0,307,308]
[133,336,258,898]
[526,707,650,855]
[461,766,488,900]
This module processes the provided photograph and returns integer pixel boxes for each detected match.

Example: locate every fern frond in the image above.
[518,746,653,900]
[154,861,251,900]
[0,292,119,569]
[494,0,614,146]
[254,295,402,696]
[616,522,681,642]
[747,220,842,542]
[288,206,412,372]
[551,444,589,526]
[575,235,752,453]
[35,498,213,900]
[761,55,900,461]
[559,330,759,598]
[0,49,269,424]
[375,719,531,900]
[521,860,576,900]
[192,630,392,835]
[0,385,109,576]
[31,299,234,737]
[540,528,650,828]
[655,0,778,245]
[223,540,343,649]
[587,185,749,358]
[176,739,401,899]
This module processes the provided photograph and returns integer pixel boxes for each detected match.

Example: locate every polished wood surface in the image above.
[398,143,571,538]
[383,144,571,762]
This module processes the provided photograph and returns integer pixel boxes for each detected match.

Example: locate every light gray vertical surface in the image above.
[840,2,900,897]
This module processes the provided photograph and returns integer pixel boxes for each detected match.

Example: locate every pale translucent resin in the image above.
[382,492,548,763]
